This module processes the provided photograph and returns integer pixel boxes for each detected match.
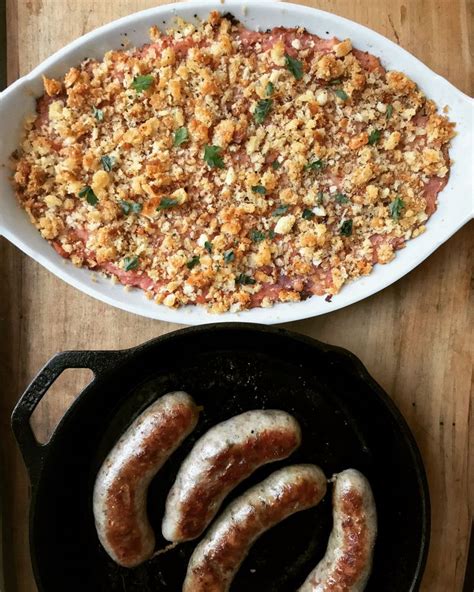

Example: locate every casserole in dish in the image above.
[0,0,472,324]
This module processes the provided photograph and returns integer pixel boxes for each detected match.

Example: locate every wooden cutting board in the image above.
[0,1,472,590]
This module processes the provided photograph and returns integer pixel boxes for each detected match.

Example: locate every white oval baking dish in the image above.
[0,0,472,325]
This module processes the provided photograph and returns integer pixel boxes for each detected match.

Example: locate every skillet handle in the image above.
[11,349,126,482]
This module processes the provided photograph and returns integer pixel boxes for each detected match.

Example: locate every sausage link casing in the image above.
[93,391,199,567]
[299,468,377,592]
[183,464,327,592]
[162,409,302,543]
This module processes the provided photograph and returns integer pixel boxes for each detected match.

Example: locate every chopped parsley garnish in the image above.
[123,256,139,271]
[302,208,315,220]
[250,229,266,242]
[304,158,325,172]
[100,155,114,172]
[317,191,325,204]
[204,145,224,168]
[330,78,342,85]
[271,160,282,170]
[268,229,276,239]
[119,200,142,215]
[173,126,189,147]
[273,204,289,217]
[92,106,104,121]
[368,129,381,145]
[251,185,266,194]
[204,241,213,253]
[254,99,272,124]
[388,196,405,221]
[340,219,353,236]
[335,193,349,204]
[284,53,303,80]
[186,255,200,270]
[157,197,179,210]
[131,75,154,93]
[78,186,98,206]
[235,273,256,285]
[386,104,393,119]
[265,82,275,96]
[334,89,349,100]
[224,250,235,263]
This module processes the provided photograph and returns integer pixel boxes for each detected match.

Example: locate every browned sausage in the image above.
[93,391,200,567]
[298,468,377,591]
[162,409,302,542]
[183,464,327,592]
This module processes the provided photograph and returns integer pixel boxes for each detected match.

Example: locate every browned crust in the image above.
[330,487,370,588]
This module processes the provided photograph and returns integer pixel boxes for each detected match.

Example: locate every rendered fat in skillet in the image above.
[162,409,302,542]
[182,464,327,592]
[298,469,377,592]
[93,391,200,568]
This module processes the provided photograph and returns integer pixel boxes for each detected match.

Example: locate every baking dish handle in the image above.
[11,349,126,482]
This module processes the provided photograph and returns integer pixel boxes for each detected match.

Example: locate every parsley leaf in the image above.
[368,129,381,145]
[204,145,224,168]
[123,256,139,271]
[271,160,281,170]
[317,191,325,204]
[273,204,289,217]
[131,75,154,93]
[335,193,349,204]
[304,158,325,172]
[92,106,104,121]
[340,219,353,236]
[268,229,276,239]
[302,208,315,220]
[388,196,405,221]
[235,273,256,285]
[330,78,342,85]
[101,155,114,172]
[78,186,98,206]
[186,255,200,270]
[265,82,275,96]
[386,104,393,119]
[204,241,213,253]
[254,99,272,124]
[285,53,303,80]
[250,229,266,242]
[251,185,266,195]
[119,200,142,215]
[334,89,349,100]
[224,250,235,263]
[157,197,179,210]
[173,126,189,147]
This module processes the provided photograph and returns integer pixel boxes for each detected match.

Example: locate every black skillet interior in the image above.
[12,324,429,592]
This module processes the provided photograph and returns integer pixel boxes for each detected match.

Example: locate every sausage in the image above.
[298,468,377,592]
[162,409,302,542]
[183,464,327,592]
[93,391,200,567]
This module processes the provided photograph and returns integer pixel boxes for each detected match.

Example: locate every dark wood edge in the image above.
[0,0,5,90]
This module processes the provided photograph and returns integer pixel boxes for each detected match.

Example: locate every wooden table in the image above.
[0,1,472,590]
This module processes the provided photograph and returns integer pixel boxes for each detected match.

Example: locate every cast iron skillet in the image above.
[12,324,430,592]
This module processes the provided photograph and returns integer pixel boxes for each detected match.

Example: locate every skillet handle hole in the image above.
[29,368,94,444]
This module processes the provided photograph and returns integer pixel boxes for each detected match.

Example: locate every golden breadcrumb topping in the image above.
[12,11,455,312]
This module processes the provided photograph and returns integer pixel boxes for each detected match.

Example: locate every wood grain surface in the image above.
[0,1,472,590]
